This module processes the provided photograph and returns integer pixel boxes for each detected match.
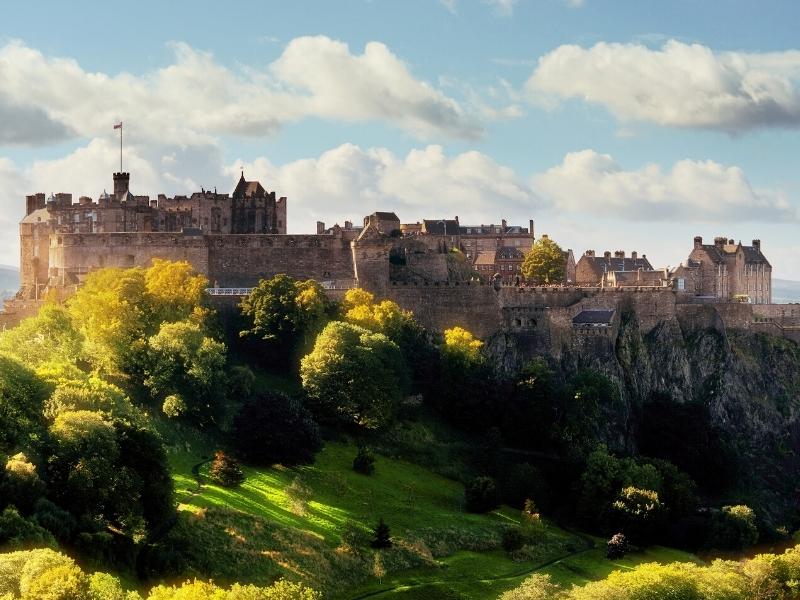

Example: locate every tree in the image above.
[300,321,408,429]
[232,391,322,467]
[606,533,629,559]
[521,236,565,285]
[0,354,48,455]
[0,453,45,514]
[442,327,483,366]
[610,487,664,545]
[498,574,561,600]
[0,304,84,369]
[145,320,227,423]
[0,506,55,550]
[370,518,392,549]
[240,275,330,368]
[144,258,209,325]
[352,446,376,475]
[464,476,499,513]
[208,451,245,488]
[707,505,759,550]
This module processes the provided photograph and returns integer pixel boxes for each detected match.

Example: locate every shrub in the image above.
[707,504,759,550]
[502,527,527,553]
[207,451,244,488]
[609,487,664,545]
[464,476,498,513]
[0,453,45,514]
[370,518,392,549]
[286,477,312,515]
[340,519,369,553]
[606,533,629,559]
[161,394,186,418]
[0,506,56,550]
[233,391,322,467]
[352,446,376,475]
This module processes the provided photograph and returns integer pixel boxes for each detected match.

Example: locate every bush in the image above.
[606,533,629,559]
[502,527,527,553]
[352,446,376,475]
[0,506,56,550]
[207,451,244,488]
[233,391,322,467]
[161,394,186,418]
[707,504,759,550]
[464,476,498,513]
[609,487,664,545]
[370,518,392,549]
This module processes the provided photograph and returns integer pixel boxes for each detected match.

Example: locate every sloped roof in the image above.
[371,211,400,221]
[497,246,525,260]
[21,208,49,224]
[423,219,459,235]
[232,173,266,198]
[573,309,615,325]
[474,250,497,265]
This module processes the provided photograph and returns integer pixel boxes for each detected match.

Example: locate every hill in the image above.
[0,265,19,298]
[773,278,800,303]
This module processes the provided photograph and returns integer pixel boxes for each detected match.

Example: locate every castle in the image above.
[9,172,796,348]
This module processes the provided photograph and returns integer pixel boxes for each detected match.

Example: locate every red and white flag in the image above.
[113,122,122,129]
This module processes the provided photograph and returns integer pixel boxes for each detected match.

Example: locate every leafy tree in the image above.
[352,446,376,475]
[0,354,48,455]
[606,533,630,560]
[208,451,245,488]
[44,377,137,423]
[610,487,664,545]
[521,236,565,285]
[300,321,408,429]
[707,505,759,550]
[232,391,322,466]
[464,476,499,513]
[144,258,209,325]
[0,506,56,550]
[31,499,76,543]
[0,304,84,368]
[240,274,330,368]
[342,288,412,341]
[145,320,227,423]
[370,518,392,549]
[0,453,45,514]
[442,327,483,366]
[502,358,558,449]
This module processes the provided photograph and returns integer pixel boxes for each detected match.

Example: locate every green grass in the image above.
[168,441,699,598]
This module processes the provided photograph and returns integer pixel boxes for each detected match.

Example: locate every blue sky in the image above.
[1,0,799,277]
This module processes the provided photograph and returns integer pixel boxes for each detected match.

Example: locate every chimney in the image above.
[586,250,595,257]
[714,236,726,249]
[455,215,459,224]
[631,251,638,260]
[501,218,507,230]
[694,235,703,249]
[614,250,625,258]
[113,172,130,198]
[345,220,353,230]
[752,239,761,250]
[25,193,46,216]
[316,221,325,235]
[728,238,734,245]
[604,251,612,259]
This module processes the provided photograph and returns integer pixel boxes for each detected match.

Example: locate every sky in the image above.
[1,0,800,277]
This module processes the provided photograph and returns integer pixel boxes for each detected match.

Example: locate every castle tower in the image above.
[113,172,130,199]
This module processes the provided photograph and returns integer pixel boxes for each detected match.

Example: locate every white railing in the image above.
[205,288,254,296]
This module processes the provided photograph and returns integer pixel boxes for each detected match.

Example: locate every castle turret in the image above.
[113,172,130,199]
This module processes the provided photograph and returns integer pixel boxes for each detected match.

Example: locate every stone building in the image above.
[673,236,772,304]
[575,250,654,286]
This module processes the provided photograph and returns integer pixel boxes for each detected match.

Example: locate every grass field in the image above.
[168,441,699,598]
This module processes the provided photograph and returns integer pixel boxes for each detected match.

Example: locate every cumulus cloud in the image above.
[484,0,518,16]
[533,149,798,222]
[0,37,478,145]
[228,144,542,232]
[526,40,800,132]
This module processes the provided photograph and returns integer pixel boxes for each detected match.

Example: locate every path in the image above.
[349,531,596,599]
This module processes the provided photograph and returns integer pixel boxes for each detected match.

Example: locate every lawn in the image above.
[168,442,700,598]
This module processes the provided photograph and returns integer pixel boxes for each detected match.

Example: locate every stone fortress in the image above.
[8,172,800,348]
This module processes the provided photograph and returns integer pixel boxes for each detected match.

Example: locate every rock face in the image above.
[487,304,800,526]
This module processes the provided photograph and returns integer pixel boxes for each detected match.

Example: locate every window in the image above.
[677,278,685,290]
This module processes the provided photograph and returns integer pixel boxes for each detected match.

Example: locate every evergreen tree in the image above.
[370,518,392,549]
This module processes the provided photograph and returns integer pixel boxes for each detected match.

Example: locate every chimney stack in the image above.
[345,220,353,230]
[694,235,703,249]
[604,251,612,259]
[316,221,325,235]
[25,193,46,216]
[585,250,595,257]
[501,218,507,230]
[714,236,726,249]
[529,219,534,238]
[752,239,761,250]
[631,251,638,260]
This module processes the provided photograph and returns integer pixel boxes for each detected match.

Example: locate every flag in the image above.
[113,122,122,129]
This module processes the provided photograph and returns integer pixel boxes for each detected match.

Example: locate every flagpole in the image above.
[120,123,123,172]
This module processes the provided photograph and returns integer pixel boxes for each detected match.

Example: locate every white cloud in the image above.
[563,0,585,7]
[526,40,800,132]
[229,144,542,232]
[439,0,458,14]
[0,37,479,144]
[533,149,798,222]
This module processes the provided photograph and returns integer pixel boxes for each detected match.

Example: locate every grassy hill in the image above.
[166,440,699,599]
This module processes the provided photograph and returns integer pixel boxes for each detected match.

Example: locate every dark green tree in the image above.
[464,476,499,513]
[352,446,376,475]
[208,450,245,488]
[370,518,392,549]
